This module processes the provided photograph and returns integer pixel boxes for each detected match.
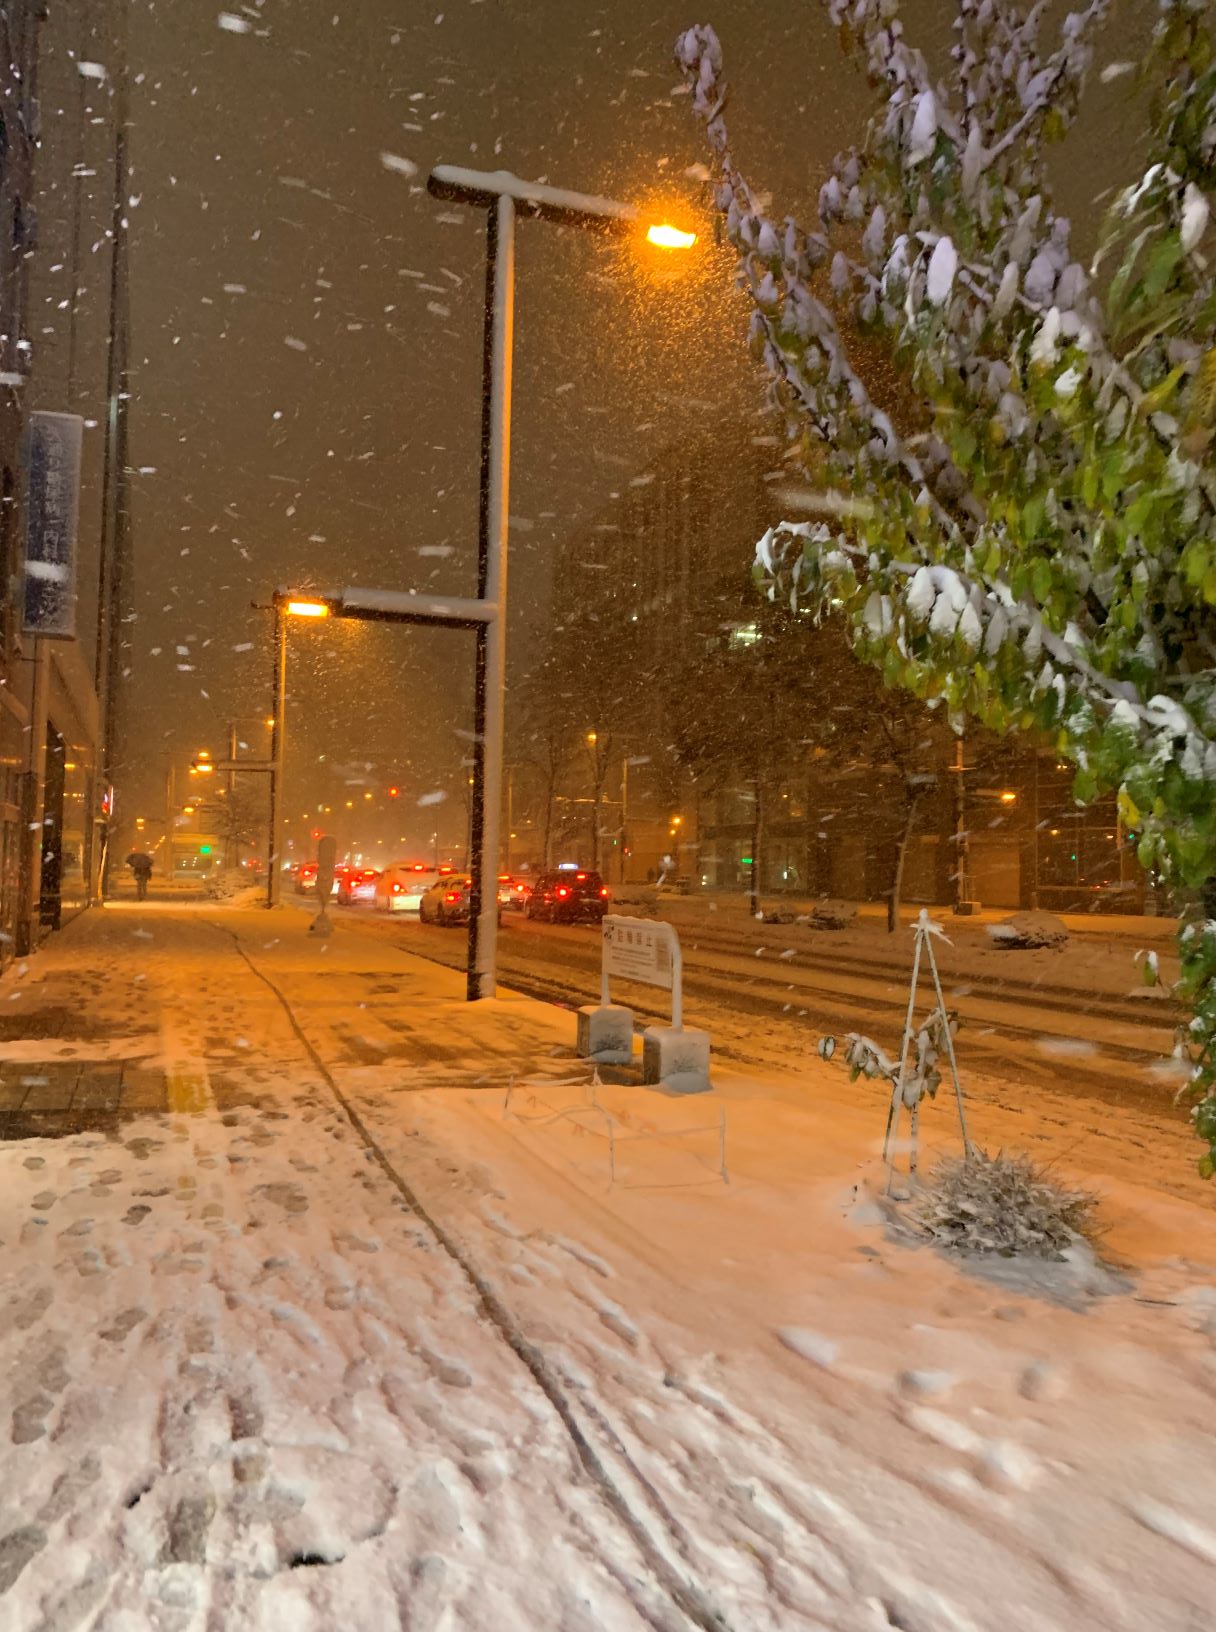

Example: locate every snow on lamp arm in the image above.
[678,2,1216,1170]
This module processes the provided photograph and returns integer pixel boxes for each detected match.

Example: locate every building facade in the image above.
[531,410,1141,916]
[0,3,114,954]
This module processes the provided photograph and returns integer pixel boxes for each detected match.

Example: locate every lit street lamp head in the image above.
[285,598,330,619]
[646,223,697,250]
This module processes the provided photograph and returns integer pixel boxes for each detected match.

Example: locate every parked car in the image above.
[498,873,531,910]
[524,868,609,924]
[338,866,380,906]
[375,862,454,913]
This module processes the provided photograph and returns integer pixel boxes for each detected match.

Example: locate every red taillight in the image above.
[515,883,525,892]
[438,865,453,875]
[413,864,425,872]
[445,891,460,903]
[556,886,569,898]
[392,882,403,893]
[600,887,609,897]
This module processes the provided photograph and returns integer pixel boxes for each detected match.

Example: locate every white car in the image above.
[375,863,453,913]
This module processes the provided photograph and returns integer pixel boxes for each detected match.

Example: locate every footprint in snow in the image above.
[777,1327,839,1369]
[420,1348,473,1389]
[100,1308,146,1343]
[597,1303,639,1348]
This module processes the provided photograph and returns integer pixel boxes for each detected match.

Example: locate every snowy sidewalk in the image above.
[3,901,1216,1632]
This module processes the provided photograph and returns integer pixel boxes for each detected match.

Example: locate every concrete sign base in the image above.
[642,1025,711,1093]
[576,1004,634,1066]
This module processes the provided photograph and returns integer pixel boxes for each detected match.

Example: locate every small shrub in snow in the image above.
[805,899,856,931]
[909,1150,1098,1260]
[987,912,1069,951]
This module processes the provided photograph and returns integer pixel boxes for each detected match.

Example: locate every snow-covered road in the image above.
[3,901,1214,1632]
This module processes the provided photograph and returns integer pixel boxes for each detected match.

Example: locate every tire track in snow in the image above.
[207,917,734,1632]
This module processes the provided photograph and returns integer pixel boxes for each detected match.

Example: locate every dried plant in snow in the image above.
[910,1149,1099,1258]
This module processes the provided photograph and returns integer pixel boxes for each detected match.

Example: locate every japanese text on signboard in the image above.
[602,916,674,990]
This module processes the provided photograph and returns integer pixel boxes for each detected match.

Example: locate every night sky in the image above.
[35,0,1151,858]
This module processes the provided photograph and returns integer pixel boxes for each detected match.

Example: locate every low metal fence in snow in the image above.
[502,1072,728,1187]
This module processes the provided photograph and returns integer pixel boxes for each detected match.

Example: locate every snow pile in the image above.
[987,911,1070,950]
[204,871,264,907]
[908,1150,1098,1260]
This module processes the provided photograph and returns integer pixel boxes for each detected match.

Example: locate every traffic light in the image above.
[199,844,212,856]
[388,785,400,799]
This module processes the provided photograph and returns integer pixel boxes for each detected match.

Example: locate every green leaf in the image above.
[1143,231,1183,300]
[1074,767,1098,804]
[1022,493,1046,539]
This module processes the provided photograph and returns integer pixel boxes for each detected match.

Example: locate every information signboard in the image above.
[600,914,683,1029]
[23,411,83,640]
[602,915,673,990]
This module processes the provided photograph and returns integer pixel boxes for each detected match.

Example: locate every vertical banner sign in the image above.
[23,411,84,640]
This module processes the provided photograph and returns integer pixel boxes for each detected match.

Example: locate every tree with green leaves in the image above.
[678,1,1216,1171]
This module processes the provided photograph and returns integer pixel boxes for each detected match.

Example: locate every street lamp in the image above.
[427,163,695,1000]
[260,584,497,911]
[646,223,697,249]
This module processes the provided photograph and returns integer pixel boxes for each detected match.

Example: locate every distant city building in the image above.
[529,412,1140,914]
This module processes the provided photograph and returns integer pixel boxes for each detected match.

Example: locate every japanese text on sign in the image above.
[602,915,674,990]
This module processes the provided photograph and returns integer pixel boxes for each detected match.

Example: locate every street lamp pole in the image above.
[267,605,287,908]
[466,189,515,1002]
[427,166,644,1001]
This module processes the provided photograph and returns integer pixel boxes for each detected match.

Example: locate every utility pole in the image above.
[505,765,514,875]
[225,721,238,871]
[163,762,174,881]
[95,0,132,899]
[619,755,629,885]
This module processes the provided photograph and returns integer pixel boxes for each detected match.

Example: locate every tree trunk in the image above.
[749,775,763,919]
[542,767,556,870]
[888,789,922,933]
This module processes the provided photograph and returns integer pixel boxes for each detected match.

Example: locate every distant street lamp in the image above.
[260,584,496,910]
[427,163,696,999]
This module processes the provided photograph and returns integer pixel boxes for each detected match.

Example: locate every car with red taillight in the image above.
[337,866,380,906]
[295,861,341,897]
[497,873,533,909]
[419,876,471,926]
[524,868,609,924]
[374,862,446,913]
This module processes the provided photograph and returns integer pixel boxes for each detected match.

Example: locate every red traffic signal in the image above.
[388,785,400,798]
